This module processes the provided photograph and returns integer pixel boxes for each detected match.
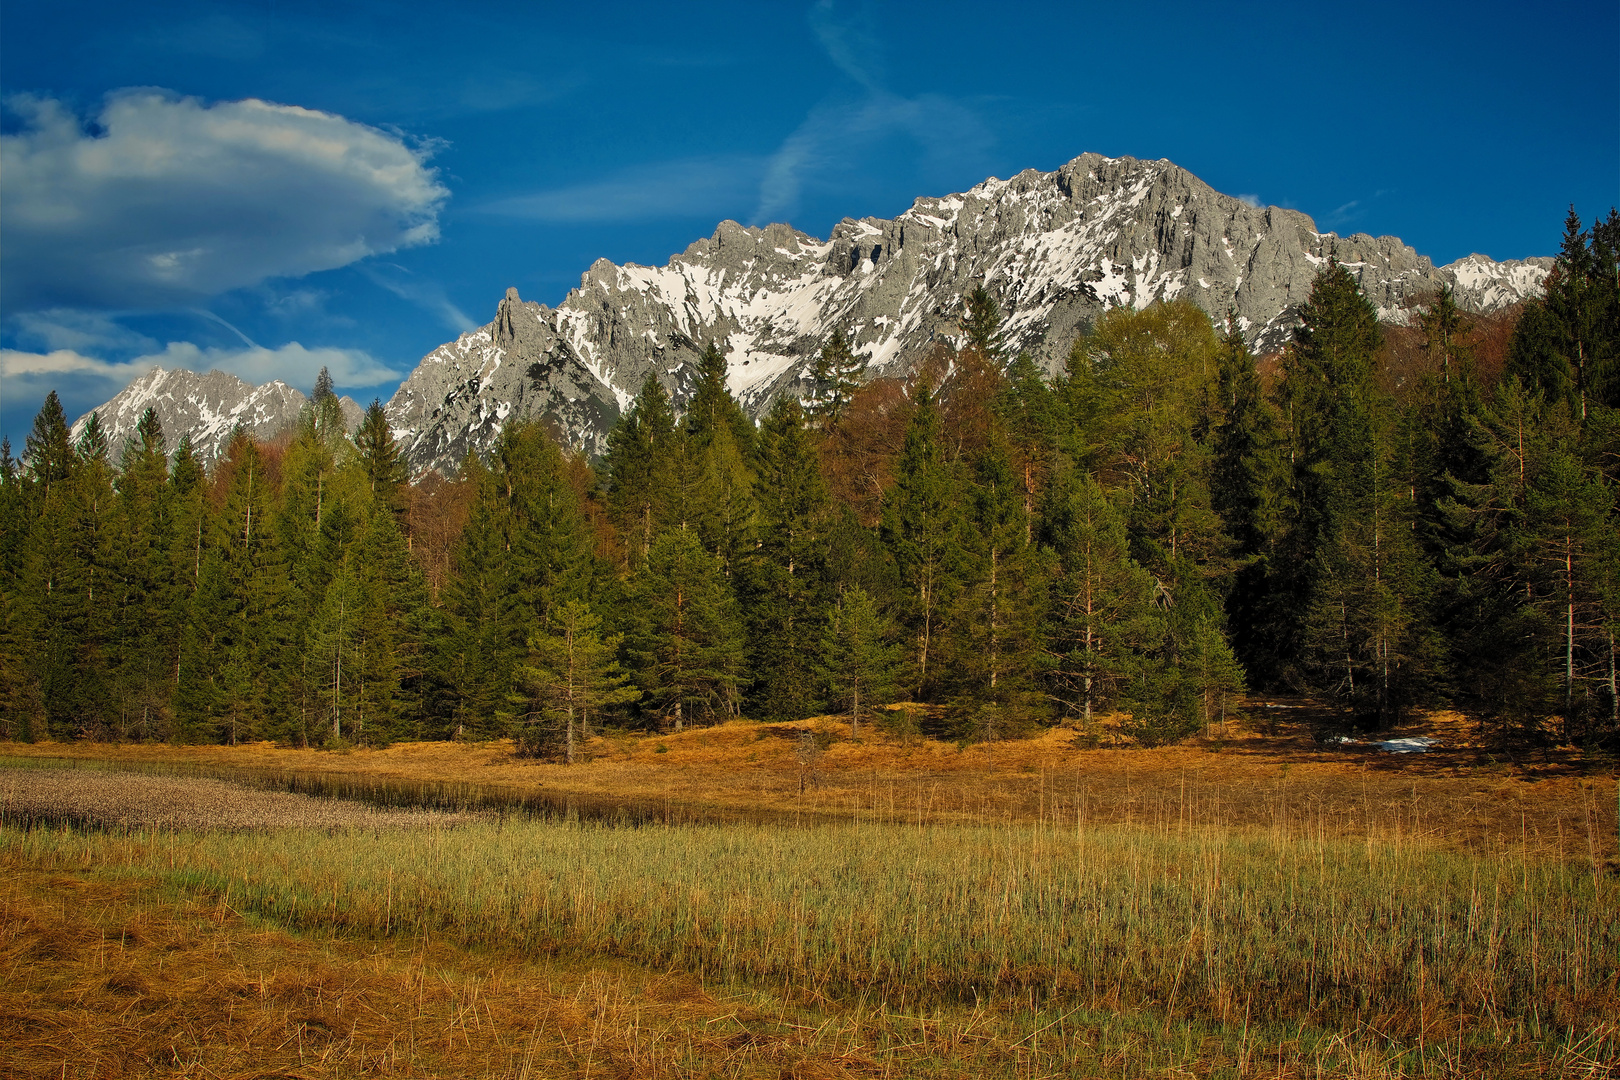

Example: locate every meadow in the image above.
[3,710,1617,1078]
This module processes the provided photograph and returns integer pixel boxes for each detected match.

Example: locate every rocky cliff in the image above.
[386,152,1549,474]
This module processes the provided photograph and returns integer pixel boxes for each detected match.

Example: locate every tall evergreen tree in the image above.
[510,599,639,761]
[741,398,831,721]
[962,285,1007,361]
[625,528,746,727]
[602,376,679,566]
[810,329,864,428]
[880,384,966,701]
[818,586,902,737]
[355,399,409,516]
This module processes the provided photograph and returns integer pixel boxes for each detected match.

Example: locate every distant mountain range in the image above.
[79,152,1551,472]
[71,367,363,462]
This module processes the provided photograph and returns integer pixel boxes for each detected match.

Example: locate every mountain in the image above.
[72,153,1550,473]
[70,367,364,462]
[385,152,1550,474]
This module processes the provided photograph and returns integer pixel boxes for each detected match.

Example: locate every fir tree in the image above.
[741,398,830,721]
[880,384,966,701]
[510,599,639,761]
[818,586,902,737]
[23,391,73,505]
[810,329,864,428]
[962,284,1006,361]
[602,376,679,566]
[355,399,408,516]
[1040,467,1163,737]
[625,528,746,728]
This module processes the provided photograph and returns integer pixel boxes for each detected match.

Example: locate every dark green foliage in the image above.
[1508,207,1620,418]
[818,586,902,737]
[810,329,864,427]
[741,398,830,721]
[880,385,967,701]
[602,376,679,566]
[355,399,409,515]
[624,528,746,728]
[510,599,639,761]
[431,422,594,738]
[962,285,1006,361]
[2,205,1610,749]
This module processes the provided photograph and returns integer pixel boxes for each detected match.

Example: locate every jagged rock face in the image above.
[72,367,364,463]
[388,152,1549,475]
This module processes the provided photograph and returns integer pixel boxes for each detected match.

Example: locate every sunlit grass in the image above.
[7,813,1613,1062]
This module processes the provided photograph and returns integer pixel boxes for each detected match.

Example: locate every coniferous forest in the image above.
[3,210,1618,755]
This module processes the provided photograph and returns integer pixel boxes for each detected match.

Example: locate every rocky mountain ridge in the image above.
[385,153,1549,473]
[70,367,364,462]
[76,153,1551,473]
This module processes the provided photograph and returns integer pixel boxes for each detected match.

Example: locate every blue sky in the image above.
[2,0,1616,451]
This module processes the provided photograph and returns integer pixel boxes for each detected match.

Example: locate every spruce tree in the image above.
[962,284,1007,362]
[355,399,408,516]
[510,599,639,761]
[625,528,746,728]
[741,398,831,721]
[880,384,966,701]
[602,376,679,566]
[810,329,864,428]
[818,586,902,737]
[1039,467,1163,738]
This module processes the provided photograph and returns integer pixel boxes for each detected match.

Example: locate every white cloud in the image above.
[1237,193,1262,209]
[483,154,763,223]
[0,90,448,311]
[2,340,401,394]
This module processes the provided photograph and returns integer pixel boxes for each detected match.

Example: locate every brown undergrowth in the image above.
[3,698,1615,861]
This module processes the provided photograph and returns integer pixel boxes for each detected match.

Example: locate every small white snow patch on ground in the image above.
[1377,737,1438,754]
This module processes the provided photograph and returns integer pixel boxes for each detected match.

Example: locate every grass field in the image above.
[3,703,1617,1078]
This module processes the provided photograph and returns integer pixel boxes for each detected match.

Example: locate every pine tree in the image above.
[355,399,408,516]
[23,391,73,505]
[880,384,966,701]
[741,398,831,721]
[108,408,176,739]
[1279,262,1441,726]
[602,376,679,566]
[625,528,746,728]
[1508,208,1620,419]
[962,285,1007,362]
[943,433,1049,735]
[1210,313,1291,682]
[189,430,289,743]
[818,586,902,737]
[1039,467,1164,738]
[810,329,865,428]
[510,599,639,761]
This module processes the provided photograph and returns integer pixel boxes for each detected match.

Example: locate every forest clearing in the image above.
[3,703,1617,1079]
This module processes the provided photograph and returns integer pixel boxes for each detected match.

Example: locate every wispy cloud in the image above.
[482,154,764,224]
[751,0,993,225]
[1322,199,1364,229]
[363,264,477,334]
[1236,193,1263,209]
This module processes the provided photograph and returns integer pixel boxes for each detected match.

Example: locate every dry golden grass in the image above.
[6,852,1488,1080]
[4,698,1615,861]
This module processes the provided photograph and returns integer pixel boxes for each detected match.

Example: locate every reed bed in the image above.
[0,766,486,830]
[7,812,1615,1065]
